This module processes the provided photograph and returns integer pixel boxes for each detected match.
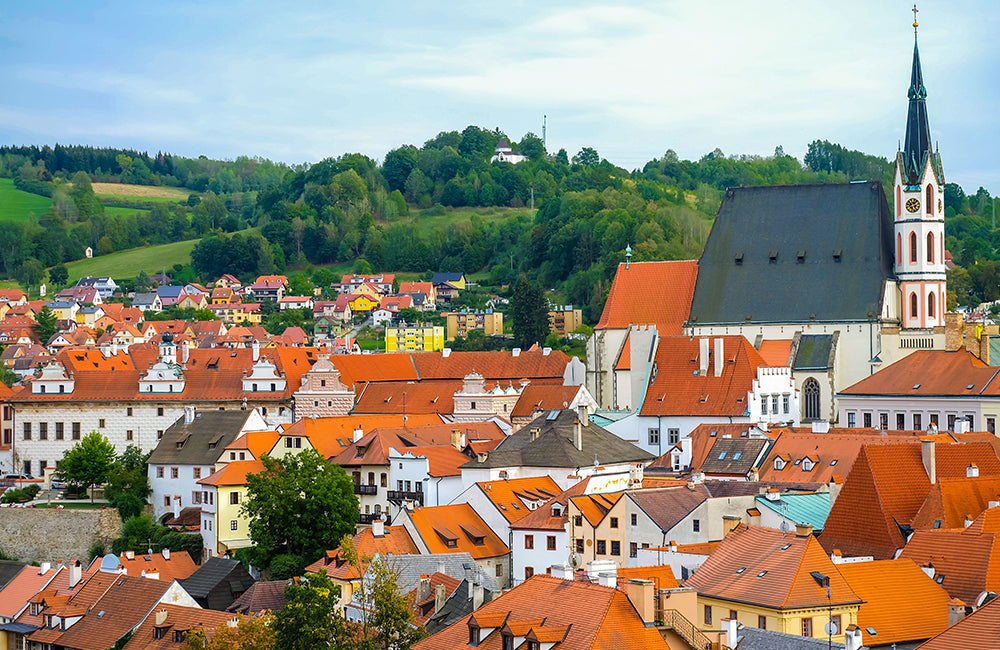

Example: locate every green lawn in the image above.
[65,238,199,283]
[103,205,151,218]
[0,178,52,222]
[397,205,530,237]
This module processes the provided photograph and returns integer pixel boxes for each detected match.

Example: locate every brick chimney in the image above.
[714,337,724,377]
[699,338,710,376]
[626,579,655,626]
[574,418,583,451]
[922,439,936,484]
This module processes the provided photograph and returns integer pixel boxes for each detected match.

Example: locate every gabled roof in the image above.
[412,574,670,650]
[512,480,588,531]
[0,564,58,618]
[595,260,698,333]
[304,525,417,580]
[122,603,239,650]
[390,445,475,477]
[915,592,1000,650]
[476,476,562,524]
[179,558,254,610]
[628,485,710,532]
[225,580,289,614]
[277,414,445,459]
[684,524,861,610]
[353,380,458,415]
[402,503,509,559]
[912,476,1000,530]
[103,550,198,583]
[332,423,503,468]
[757,339,793,366]
[689,182,894,325]
[510,384,586,418]
[147,410,260,465]
[570,492,625,527]
[198,459,265,487]
[838,559,951,646]
[699,437,769,476]
[639,335,766,417]
[840,349,1000,396]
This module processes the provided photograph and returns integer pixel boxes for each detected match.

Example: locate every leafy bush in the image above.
[269,554,306,580]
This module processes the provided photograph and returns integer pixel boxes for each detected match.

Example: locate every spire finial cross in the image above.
[912,4,919,34]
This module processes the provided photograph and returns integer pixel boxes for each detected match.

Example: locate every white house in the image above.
[489,137,528,164]
[387,444,469,508]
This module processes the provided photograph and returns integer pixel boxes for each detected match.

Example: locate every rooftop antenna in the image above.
[542,115,547,150]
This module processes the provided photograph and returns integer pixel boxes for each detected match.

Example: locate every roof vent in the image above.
[913,384,921,389]
[768,251,778,263]
[796,250,806,263]
[734,252,744,265]
[833,249,843,262]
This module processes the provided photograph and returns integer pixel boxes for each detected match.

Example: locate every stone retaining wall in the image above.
[0,507,120,563]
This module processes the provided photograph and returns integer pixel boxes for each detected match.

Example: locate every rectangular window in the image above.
[914,413,922,430]
[668,428,680,445]
[575,539,584,553]
[879,413,888,429]
[547,535,556,551]
[989,417,996,435]
[285,437,293,448]
[648,428,660,445]
[295,437,302,449]
[631,513,638,526]
[55,422,64,440]
[897,413,905,430]
[968,415,975,431]
[193,467,201,479]
[930,413,939,426]
[72,422,81,440]
[192,491,202,505]
[761,395,768,415]
[574,515,582,527]
[758,615,766,630]
[170,467,179,479]
[230,492,240,505]
[630,542,638,558]
[98,419,105,429]
[693,519,700,533]
[730,610,738,621]
[524,566,534,580]
[704,605,712,625]
[127,407,133,416]
[524,535,534,550]
[783,394,790,413]
[948,414,956,431]
[397,480,404,491]
[39,422,47,440]
[847,412,856,428]
[157,407,164,416]
[127,430,134,441]
[380,473,387,487]
[495,564,502,577]
[596,540,606,555]
[863,412,872,428]
[23,422,31,440]
[772,395,779,414]
[156,466,164,478]
[230,520,238,531]
[801,618,812,637]
[830,615,841,635]
[164,496,170,507]
[610,541,620,556]
[610,517,618,528]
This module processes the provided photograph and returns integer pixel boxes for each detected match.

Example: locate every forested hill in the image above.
[1,131,996,319]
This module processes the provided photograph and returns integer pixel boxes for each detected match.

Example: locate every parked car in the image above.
[51,479,67,489]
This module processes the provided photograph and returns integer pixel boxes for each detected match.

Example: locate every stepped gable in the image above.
[688,182,894,325]
[595,260,698,334]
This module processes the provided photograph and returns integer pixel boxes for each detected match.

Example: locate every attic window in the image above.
[735,567,746,574]
[830,459,838,466]
[793,459,802,466]
[934,520,941,529]
[913,384,921,390]
[768,251,778,263]
[718,452,727,460]
[733,452,742,460]
[796,250,806,263]
[756,571,767,578]
[967,384,975,390]
[866,628,877,636]
[780,543,791,551]
[833,249,843,262]
[710,431,717,437]
[935,575,944,584]
[734,252,744,265]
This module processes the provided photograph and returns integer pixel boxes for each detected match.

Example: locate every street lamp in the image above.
[810,571,833,650]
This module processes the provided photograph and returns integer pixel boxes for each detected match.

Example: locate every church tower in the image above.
[894,7,946,330]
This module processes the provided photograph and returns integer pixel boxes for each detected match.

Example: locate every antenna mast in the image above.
[542,115,547,150]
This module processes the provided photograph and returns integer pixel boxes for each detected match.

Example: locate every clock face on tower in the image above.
[906,198,921,213]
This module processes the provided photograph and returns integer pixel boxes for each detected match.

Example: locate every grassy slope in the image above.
[90,182,191,201]
[0,178,52,222]
[65,239,198,282]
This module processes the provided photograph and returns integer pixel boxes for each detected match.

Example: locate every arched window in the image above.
[910,232,917,263]
[897,233,902,264]
[927,233,934,263]
[910,292,919,318]
[926,185,934,215]
[803,379,821,421]
[896,186,901,217]
[928,291,936,318]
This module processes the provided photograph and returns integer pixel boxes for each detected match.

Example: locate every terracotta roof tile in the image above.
[915,594,1000,649]
[353,380,458,415]
[570,492,625,528]
[199,459,266,487]
[225,580,289,614]
[110,550,198,583]
[389,445,474,477]
[840,349,1000,396]
[332,423,503,468]
[595,261,698,333]
[403,503,509,559]
[304,525,418,579]
[0,564,59,618]
[758,339,793,366]
[476,476,562,523]
[912,476,1000,530]
[123,604,239,650]
[628,485,710,532]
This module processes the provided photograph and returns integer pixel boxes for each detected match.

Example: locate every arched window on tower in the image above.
[897,233,902,265]
[910,233,917,263]
[927,233,934,263]
[926,185,934,215]
[911,292,919,319]
[803,378,821,421]
[896,186,901,217]
[928,291,936,319]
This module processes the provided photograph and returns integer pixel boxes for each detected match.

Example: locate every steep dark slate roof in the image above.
[699,438,770,476]
[147,410,254,465]
[424,578,498,635]
[180,557,255,611]
[0,560,26,589]
[688,183,894,325]
[461,410,653,470]
[792,334,835,371]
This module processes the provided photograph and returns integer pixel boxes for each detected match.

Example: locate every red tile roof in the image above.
[391,445,474,477]
[331,423,503,468]
[912,476,1000,530]
[0,564,58,618]
[402,503,509,559]
[596,261,697,334]
[122,604,239,650]
[840,349,1000,396]
[640,335,765,416]
[413,574,670,650]
[570,492,625,528]
[411,349,570,381]
[475,476,562,524]
[304,525,417,579]
[757,339,793,366]
[510,384,586,418]
[512,480,588,531]
[353,380,459,415]
[915,593,1000,649]
[838,559,951,646]
[109,550,198,583]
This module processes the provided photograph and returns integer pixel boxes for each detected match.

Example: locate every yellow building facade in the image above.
[385,324,445,352]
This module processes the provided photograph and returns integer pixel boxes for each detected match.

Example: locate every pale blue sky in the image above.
[1,1,996,194]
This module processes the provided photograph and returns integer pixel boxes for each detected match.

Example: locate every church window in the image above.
[909,233,917,263]
[896,234,902,264]
[926,185,934,215]
[927,233,934,263]
[896,185,901,217]
[803,378,820,421]
[928,292,936,318]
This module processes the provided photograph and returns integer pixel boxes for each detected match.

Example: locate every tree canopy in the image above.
[510,275,550,349]
[57,431,117,501]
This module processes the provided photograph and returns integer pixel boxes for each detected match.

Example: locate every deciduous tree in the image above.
[182,613,276,650]
[271,569,349,650]
[58,431,117,502]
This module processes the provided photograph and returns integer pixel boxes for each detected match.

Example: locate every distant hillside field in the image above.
[65,238,198,282]
[0,178,52,222]
[90,182,192,202]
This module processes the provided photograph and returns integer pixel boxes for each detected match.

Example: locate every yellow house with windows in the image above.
[385,323,445,352]
[567,492,629,567]
[198,459,261,559]
[684,524,862,645]
[347,292,379,314]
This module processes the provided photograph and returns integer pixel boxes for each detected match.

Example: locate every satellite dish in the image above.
[779,520,790,533]
[824,621,839,636]
[568,552,582,569]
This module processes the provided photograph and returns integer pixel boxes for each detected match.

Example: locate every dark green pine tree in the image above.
[510,275,550,349]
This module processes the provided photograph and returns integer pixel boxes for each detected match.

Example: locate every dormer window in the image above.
[802,458,815,471]
[502,632,514,650]
[469,624,480,645]
[774,457,786,471]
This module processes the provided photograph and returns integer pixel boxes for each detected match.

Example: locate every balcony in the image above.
[358,512,381,524]
[354,484,378,496]
[387,490,424,504]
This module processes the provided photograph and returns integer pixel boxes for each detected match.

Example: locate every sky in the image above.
[1,1,997,194]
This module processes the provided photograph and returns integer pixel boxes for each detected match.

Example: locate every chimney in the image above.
[723,617,739,649]
[434,583,446,613]
[626,579,655,626]
[473,581,484,609]
[353,426,364,442]
[668,540,678,553]
[162,548,170,560]
[69,559,82,588]
[990,500,1000,509]
[795,523,814,538]
[699,338,710,376]
[442,348,451,358]
[955,417,971,434]
[922,439,936,484]
[587,559,617,581]
[811,420,830,434]
[155,609,168,626]
[550,564,574,580]
[144,569,160,580]
[252,339,260,362]
[921,563,935,579]
[39,562,51,575]
[598,572,617,588]
[418,575,431,602]
[372,518,385,537]
[967,464,979,478]
[722,515,741,536]
[948,598,967,626]
[184,405,196,425]
[828,475,844,507]
[574,418,583,451]
[766,487,780,501]
[181,339,190,364]
[451,430,463,450]
[714,337,723,377]
[126,550,135,560]
[844,625,864,650]
[173,496,180,519]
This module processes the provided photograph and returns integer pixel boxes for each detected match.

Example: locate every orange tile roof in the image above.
[391,445,473,477]
[837,559,951,645]
[399,281,433,296]
[915,593,1000,649]
[280,414,446,459]
[305,525,418,579]
[570,492,625,527]
[122,604,239,650]
[411,349,569,381]
[0,564,58,618]
[596,260,698,334]
[332,422,503,468]
[403,503,509,559]
[912,476,1000,530]
[640,335,765,416]
[614,335,631,370]
[510,384,585,418]
[757,339,793,366]
[112,550,198,582]
[226,430,281,459]
[684,524,861,610]
[476,476,562,524]
[413,574,670,650]
[354,380,458,415]
[199,459,266,487]
[410,571,463,625]
[512,480,588,531]
[840,349,1000,396]
[615,565,678,590]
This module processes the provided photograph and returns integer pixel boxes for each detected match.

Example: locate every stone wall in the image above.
[0,507,120,563]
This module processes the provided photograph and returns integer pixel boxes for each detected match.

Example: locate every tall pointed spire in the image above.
[902,5,933,185]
